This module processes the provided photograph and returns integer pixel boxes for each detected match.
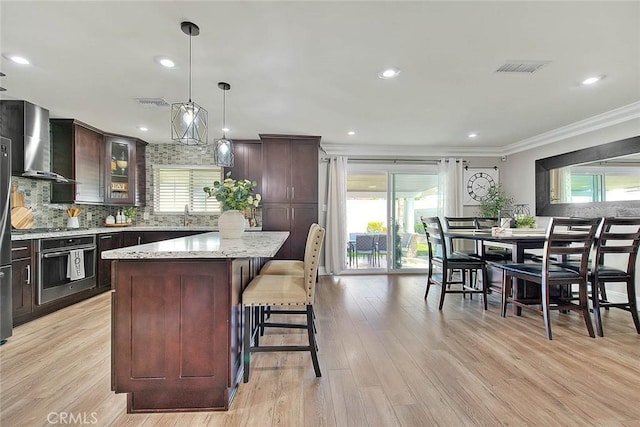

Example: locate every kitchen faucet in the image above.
[184,204,190,226]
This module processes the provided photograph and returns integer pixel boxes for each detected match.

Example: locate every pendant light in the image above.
[214,81,234,167]
[171,21,208,146]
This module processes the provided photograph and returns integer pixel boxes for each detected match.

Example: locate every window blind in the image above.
[153,167,222,213]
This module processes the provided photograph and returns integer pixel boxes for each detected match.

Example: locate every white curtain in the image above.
[437,158,464,217]
[325,156,348,275]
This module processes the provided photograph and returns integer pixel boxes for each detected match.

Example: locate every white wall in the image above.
[500,118,640,212]
[500,118,640,305]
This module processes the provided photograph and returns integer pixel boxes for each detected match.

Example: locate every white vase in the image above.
[218,210,246,239]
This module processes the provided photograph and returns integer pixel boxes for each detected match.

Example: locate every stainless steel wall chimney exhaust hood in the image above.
[0,100,73,182]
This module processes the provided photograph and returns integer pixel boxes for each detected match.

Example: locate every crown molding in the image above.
[322,102,640,158]
[320,143,503,158]
[502,101,640,156]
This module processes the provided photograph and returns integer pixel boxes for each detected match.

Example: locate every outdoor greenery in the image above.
[479,185,514,218]
[204,172,261,211]
[366,221,386,233]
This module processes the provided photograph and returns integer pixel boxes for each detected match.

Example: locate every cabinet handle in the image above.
[12,246,28,251]
[137,236,142,245]
[286,208,289,221]
[286,187,289,200]
[100,235,113,240]
[291,207,295,221]
[25,265,31,285]
[291,187,295,200]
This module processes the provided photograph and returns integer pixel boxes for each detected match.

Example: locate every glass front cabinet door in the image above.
[105,135,136,205]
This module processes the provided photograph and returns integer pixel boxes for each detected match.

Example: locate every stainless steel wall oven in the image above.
[37,235,96,304]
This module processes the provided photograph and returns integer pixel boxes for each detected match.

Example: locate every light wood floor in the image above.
[2,274,640,426]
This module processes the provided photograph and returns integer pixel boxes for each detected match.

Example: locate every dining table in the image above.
[444,228,548,314]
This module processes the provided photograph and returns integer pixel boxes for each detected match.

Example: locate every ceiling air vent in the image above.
[495,61,549,74]
[134,97,169,107]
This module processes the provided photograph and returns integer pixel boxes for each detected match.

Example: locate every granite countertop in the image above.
[10,225,262,241]
[101,231,289,259]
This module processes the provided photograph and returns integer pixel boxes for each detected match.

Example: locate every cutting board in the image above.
[10,185,34,229]
[11,184,26,207]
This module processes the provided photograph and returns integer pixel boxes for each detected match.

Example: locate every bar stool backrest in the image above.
[304,225,325,304]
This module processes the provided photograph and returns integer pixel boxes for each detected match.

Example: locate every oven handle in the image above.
[41,245,97,258]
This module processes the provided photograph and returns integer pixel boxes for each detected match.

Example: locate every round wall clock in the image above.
[463,168,499,205]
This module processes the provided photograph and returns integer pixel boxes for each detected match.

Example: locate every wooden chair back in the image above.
[542,217,601,281]
[594,217,640,274]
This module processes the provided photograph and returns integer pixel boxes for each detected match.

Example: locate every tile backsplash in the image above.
[11,143,260,229]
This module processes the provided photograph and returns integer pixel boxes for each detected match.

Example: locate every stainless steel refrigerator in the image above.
[0,136,12,343]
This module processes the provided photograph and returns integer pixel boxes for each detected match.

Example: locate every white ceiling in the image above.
[1,1,639,157]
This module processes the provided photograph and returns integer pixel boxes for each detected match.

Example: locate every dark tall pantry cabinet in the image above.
[260,135,319,260]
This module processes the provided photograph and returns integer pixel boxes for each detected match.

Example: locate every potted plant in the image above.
[204,172,261,238]
[479,185,514,219]
[122,207,137,224]
[515,215,537,228]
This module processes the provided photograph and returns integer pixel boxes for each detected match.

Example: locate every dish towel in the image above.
[66,249,85,280]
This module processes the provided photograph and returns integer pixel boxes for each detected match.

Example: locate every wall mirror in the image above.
[535,135,640,217]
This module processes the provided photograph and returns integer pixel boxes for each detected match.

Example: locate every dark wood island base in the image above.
[110,258,261,413]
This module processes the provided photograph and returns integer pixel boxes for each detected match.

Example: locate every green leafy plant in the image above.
[122,207,137,220]
[515,215,537,228]
[479,185,514,218]
[204,172,261,211]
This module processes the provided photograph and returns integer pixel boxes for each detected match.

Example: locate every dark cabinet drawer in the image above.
[11,240,32,260]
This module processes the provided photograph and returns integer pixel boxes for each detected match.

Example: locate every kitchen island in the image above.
[102,231,289,413]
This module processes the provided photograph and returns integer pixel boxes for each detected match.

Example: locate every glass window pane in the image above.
[154,167,222,213]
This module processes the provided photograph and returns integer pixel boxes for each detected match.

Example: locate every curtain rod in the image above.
[320,158,469,165]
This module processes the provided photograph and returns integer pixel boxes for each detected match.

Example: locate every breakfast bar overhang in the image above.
[101,231,289,413]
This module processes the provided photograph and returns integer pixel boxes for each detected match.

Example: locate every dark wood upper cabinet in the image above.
[261,135,319,204]
[50,119,105,204]
[260,135,320,260]
[104,134,147,206]
[134,140,146,207]
[223,140,262,195]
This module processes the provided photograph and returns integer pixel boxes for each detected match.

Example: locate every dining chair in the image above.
[375,233,388,266]
[474,217,513,261]
[421,216,488,310]
[588,217,640,337]
[444,217,478,256]
[444,217,481,287]
[354,234,375,267]
[498,217,600,340]
[242,224,325,382]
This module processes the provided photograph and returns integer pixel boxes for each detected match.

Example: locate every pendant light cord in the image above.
[188,28,192,103]
[222,88,226,138]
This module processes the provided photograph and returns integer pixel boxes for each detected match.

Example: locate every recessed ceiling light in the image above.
[8,55,29,65]
[378,67,401,79]
[468,133,478,138]
[159,58,175,68]
[348,131,355,136]
[222,127,230,133]
[138,126,149,132]
[581,75,604,85]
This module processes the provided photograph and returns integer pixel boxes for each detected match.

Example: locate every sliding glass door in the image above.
[346,163,439,273]
[390,173,439,271]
